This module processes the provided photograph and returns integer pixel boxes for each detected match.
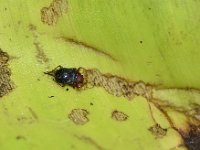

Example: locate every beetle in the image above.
[45,66,84,88]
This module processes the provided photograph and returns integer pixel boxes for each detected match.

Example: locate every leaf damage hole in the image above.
[41,0,68,25]
[112,110,128,121]
[68,109,89,125]
[0,49,14,97]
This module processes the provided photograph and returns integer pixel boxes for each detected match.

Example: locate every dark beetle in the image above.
[45,66,84,88]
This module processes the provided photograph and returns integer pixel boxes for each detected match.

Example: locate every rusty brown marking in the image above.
[74,135,107,150]
[68,109,89,125]
[0,49,14,97]
[59,36,117,61]
[148,124,167,138]
[41,0,67,25]
[112,110,128,121]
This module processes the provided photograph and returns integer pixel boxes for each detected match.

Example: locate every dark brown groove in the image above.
[74,135,107,150]
[59,36,118,62]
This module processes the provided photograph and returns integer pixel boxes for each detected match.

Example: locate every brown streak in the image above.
[74,135,107,150]
[150,101,175,128]
[59,36,117,61]
[28,107,38,121]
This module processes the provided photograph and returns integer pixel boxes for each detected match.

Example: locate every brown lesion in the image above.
[111,110,128,121]
[148,124,167,138]
[74,135,107,150]
[0,49,14,97]
[68,109,89,125]
[41,0,68,25]
[59,36,118,62]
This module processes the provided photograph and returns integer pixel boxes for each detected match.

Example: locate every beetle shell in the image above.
[54,68,84,88]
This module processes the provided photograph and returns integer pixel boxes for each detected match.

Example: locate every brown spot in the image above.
[148,124,167,138]
[68,109,89,125]
[0,49,14,97]
[181,125,200,150]
[112,110,128,121]
[59,37,117,62]
[16,135,26,140]
[74,135,107,150]
[41,0,67,25]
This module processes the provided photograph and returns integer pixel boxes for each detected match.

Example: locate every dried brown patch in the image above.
[80,68,153,100]
[60,37,117,62]
[112,110,128,121]
[68,109,89,125]
[74,135,107,150]
[148,124,167,138]
[181,125,200,150]
[41,0,67,25]
[0,49,14,97]
[28,24,49,64]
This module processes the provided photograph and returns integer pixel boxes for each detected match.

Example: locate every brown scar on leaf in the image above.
[59,36,118,62]
[68,109,89,125]
[28,24,49,64]
[74,135,107,150]
[112,110,128,121]
[41,0,67,25]
[79,68,153,100]
[0,49,14,97]
[148,124,167,138]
